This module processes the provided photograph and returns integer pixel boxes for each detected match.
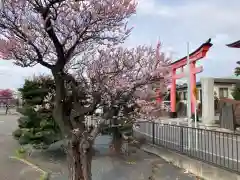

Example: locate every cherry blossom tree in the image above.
[0,89,14,114]
[81,43,170,152]
[0,1,171,179]
[0,89,13,99]
[0,1,136,179]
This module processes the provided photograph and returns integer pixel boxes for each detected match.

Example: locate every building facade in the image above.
[177,77,240,104]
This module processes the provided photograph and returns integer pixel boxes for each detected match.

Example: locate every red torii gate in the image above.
[170,39,213,118]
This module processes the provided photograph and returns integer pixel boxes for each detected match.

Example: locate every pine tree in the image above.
[13,75,61,149]
[235,61,240,76]
[232,85,240,100]
[233,61,240,100]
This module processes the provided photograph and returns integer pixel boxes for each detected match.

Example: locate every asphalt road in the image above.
[0,114,41,180]
[134,121,240,173]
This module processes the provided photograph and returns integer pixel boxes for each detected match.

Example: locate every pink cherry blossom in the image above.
[81,43,171,117]
[0,0,136,68]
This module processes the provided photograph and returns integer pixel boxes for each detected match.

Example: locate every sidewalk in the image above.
[140,143,240,180]
[150,157,195,180]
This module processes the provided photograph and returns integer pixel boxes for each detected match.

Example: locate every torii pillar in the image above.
[170,39,213,118]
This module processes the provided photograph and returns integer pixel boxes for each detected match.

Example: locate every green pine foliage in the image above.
[232,62,240,100]
[232,85,240,101]
[236,67,240,76]
[235,61,240,76]
[13,75,61,149]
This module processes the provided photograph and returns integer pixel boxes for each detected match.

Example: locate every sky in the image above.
[0,0,240,89]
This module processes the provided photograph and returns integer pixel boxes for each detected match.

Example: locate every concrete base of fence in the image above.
[141,144,240,180]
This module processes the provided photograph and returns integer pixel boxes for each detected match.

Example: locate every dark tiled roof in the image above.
[214,78,240,84]
[176,78,240,90]
[176,82,201,90]
[226,40,240,48]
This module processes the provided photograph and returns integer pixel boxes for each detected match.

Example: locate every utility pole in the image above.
[0,0,3,10]
[186,42,192,149]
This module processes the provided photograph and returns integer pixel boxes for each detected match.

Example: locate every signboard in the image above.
[193,87,198,99]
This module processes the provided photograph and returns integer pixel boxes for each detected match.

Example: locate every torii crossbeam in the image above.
[170,39,213,118]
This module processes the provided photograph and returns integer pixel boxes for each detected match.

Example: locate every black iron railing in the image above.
[133,121,240,174]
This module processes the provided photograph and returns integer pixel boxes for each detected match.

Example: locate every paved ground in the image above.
[29,137,196,180]
[0,115,41,180]
[0,114,196,180]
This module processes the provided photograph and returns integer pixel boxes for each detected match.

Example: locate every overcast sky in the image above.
[0,0,240,89]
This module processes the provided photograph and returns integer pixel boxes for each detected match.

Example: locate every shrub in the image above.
[12,129,22,139]
[13,76,61,149]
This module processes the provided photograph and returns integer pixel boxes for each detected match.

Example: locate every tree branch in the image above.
[65,26,89,61]
[40,7,65,69]
[0,12,53,69]
[88,118,106,142]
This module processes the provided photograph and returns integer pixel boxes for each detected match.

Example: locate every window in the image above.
[177,92,181,97]
[199,89,202,102]
[183,91,187,100]
[180,92,184,100]
[219,88,228,98]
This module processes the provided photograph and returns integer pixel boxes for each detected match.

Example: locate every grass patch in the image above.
[39,172,50,180]
[15,146,27,158]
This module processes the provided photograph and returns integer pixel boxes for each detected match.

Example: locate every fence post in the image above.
[180,126,183,152]
[152,122,155,144]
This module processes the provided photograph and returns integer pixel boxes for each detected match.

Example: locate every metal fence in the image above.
[133,121,240,174]
[85,116,111,127]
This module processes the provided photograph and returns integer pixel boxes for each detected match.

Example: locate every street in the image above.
[0,113,41,180]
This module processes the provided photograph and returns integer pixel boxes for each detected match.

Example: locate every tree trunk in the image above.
[81,145,93,180]
[68,138,83,180]
[111,128,123,154]
[52,71,96,180]
[68,130,94,180]
[52,71,84,179]
[110,116,123,154]
[52,71,72,135]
